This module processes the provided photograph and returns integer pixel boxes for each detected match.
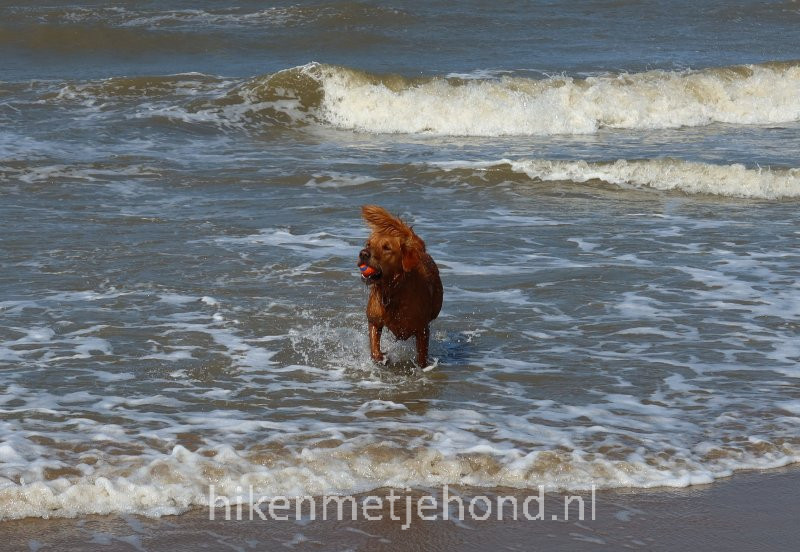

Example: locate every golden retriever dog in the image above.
[358,205,443,367]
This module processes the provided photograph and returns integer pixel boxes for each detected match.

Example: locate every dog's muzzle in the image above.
[358,249,382,282]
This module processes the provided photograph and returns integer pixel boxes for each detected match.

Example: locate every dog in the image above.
[358,205,443,367]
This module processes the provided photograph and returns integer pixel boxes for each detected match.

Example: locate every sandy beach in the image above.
[4,467,798,551]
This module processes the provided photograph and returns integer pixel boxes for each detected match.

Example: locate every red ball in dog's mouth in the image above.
[359,264,379,279]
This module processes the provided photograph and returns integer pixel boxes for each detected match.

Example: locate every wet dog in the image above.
[358,205,443,367]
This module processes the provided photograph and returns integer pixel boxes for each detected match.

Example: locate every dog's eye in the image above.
[382,244,391,251]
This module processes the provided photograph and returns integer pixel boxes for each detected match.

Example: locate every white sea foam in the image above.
[2,315,798,522]
[435,158,800,199]
[0,436,796,521]
[305,62,800,136]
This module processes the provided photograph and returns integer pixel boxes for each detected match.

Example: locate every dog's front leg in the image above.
[415,325,430,367]
[369,322,384,362]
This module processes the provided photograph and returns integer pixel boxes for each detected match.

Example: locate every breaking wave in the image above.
[40,61,800,136]
[2,440,797,521]
[242,61,800,136]
[435,158,800,199]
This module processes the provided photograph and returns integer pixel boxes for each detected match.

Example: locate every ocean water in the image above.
[1,0,800,521]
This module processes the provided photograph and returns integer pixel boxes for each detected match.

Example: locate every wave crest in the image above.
[37,61,800,135]
[436,158,800,199]
[308,61,800,135]
[209,61,800,135]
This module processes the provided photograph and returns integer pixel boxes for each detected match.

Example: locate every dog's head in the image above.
[358,205,426,285]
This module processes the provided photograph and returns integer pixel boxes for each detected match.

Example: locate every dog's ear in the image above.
[401,243,420,272]
[363,205,427,272]
[362,205,410,238]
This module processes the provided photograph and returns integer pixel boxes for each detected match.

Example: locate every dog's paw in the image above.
[421,358,439,372]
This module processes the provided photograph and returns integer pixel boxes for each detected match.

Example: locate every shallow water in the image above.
[1,0,799,520]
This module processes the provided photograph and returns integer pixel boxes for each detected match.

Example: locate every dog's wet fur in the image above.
[358,205,443,367]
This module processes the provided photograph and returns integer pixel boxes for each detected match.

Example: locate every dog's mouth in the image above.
[358,263,382,283]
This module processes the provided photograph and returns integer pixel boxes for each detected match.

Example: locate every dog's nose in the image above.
[359,249,370,263]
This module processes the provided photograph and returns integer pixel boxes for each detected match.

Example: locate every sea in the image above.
[1,0,799,522]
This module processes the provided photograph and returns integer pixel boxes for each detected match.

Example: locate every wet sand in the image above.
[4,467,798,551]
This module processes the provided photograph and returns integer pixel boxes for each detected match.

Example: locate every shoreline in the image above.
[4,465,799,551]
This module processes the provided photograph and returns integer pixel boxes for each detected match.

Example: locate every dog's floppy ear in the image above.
[401,243,420,272]
[362,205,426,272]
[361,205,410,238]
